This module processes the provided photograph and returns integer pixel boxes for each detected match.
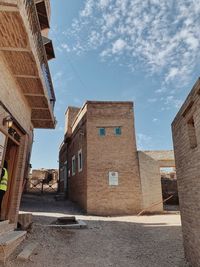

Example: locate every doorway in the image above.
[160,167,179,211]
[1,137,19,220]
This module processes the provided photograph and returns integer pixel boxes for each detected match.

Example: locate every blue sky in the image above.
[31,0,200,169]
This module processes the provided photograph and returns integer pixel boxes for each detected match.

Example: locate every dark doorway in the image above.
[1,137,19,220]
[160,167,179,211]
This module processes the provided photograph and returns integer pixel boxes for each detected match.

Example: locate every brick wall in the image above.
[172,78,200,267]
[60,101,173,216]
[0,54,33,224]
[65,107,80,136]
[67,111,88,210]
[138,151,163,213]
[86,102,142,215]
[0,53,32,132]
[60,101,143,215]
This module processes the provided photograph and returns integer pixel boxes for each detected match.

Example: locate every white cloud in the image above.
[112,39,127,54]
[164,95,183,109]
[165,67,179,82]
[98,0,110,9]
[137,133,152,150]
[155,87,167,94]
[153,118,158,122]
[66,0,200,88]
[80,0,94,17]
[61,43,71,52]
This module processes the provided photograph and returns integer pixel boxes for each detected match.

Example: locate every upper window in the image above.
[99,128,106,136]
[72,155,76,176]
[114,127,122,136]
[187,117,197,149]
[78,149,83,172]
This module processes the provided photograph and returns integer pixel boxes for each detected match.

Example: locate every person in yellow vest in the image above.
[0,161,8,214]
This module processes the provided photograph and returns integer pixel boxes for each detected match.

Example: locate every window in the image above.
[78,149,83,172]
[99,128,106,136]
[114,127,122,136]
[187,117,197,149]
[72,155,76,176]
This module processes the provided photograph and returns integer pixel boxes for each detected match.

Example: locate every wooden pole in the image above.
[137,195,174,216]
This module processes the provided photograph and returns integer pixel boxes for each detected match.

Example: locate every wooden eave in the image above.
[0,3,55,129]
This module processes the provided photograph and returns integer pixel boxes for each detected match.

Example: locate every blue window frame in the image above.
[114,127,122,136]
[99,128,106,136]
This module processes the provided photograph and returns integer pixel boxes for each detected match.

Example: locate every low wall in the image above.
[138,151,163,213]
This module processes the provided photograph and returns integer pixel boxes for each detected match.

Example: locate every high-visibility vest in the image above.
[0,168,8,191]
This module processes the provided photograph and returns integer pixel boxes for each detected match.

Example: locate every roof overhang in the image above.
[0,1,56,129]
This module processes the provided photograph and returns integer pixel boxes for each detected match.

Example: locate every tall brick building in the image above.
[172,78,200,267]
[59,101,170,215]
[0,0,55,225]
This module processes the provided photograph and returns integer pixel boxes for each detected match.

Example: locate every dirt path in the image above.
[6,194,189,267]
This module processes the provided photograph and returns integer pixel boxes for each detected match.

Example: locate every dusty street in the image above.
[6,194,189,267]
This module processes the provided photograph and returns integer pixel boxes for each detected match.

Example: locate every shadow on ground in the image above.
[5,193,189,267]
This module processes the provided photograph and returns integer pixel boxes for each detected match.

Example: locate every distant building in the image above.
[59,101,175,215]
[0,0,56,226]
[172,78,200,267]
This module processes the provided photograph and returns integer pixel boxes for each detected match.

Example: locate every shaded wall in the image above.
[172,78,200,267]
[138,151,163,213]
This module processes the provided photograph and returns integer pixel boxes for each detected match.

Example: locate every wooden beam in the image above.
[0,47,30,52]
[14,75,39,79]
[24,93,44,97]
[0,5,18,12]
[32,107,49,110]
[32,119,52,121]
[34,0,44,4]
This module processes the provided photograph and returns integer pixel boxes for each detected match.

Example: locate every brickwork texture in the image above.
[60,101,166,215]
[172,78,200,267]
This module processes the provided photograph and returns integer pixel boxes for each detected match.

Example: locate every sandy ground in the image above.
[5,194,189,267]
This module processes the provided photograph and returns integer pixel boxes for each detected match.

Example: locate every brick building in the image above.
[0,0,55,227]
[172,78,200,267]
[59,101,173,215]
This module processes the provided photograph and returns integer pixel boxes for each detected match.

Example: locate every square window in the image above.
[114,127,122,136]
[99,128,106,136]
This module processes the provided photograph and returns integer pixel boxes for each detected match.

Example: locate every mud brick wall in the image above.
[138,151,163,212]
[86,102,142,215]
[172,78,200,267]
[66,106,88,210]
